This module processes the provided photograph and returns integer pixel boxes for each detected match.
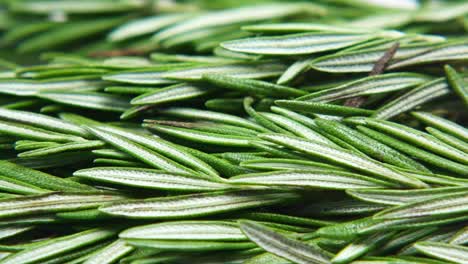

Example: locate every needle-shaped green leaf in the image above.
[449,226,468,245]
[97,125,219,177]
[15,140,59,152]
[11,151,94,170]
[298,73,430,103]
[0,214,57,227]
[124,239,255,252]
[240,158,345,171]
[37,91,131,112]
[0,120,84,143]
[239,220,331,264]
[374,227,439,255]
[331,231,396,264]
[414,242,468,264]
[349,11,413,29]
[222,32,374,55]
[310,42,437,73]
[82,239,134,264]
[277,57,314,85]
[0,226,34,241]
[191,123,259,137]
[270,106,318,129]
[0,175,48,195]
[152,3,325,43]
[347,187,468,206]
[144,123,252,148]
[240,212,335,227]
[2,22,56,46]
[17,66,110,79]
[0,77,102,96]
[18,140,104,158]
[275,100,375,117]
[41,242,111,264]
[427,127,468,153]
[260,112,334,144]
[86,126,193,174]
[151,52,240,64]
[131,83,211,105]
[0,108,89,137]
[316,214,468,240]
[415,1,468,22]
[203,74,307,97]
[219,151,265,164]
[120,221,247,241]
[259,133,426,188]
[17,17,127,53]
[445,64,468,106]
[9,0,145,14]
[400,171,467,187]
[158,107,266,132]
[375,192,468,219]
[248,140,306,161]
[0,3,467,262]
[0,192,123,218]
[357,118,468,164]
[73,167,230,191]
[388,41,468,69]
[0,228,116,264]
[108,14,190,42]
[316,118,429,171]
[162,63,286,82]
[213,45,262,60]
[242,251,291,264]
[155,24,246,49]
[243,97,289,134]
[39,104,73,115]
[99,190,299,219]
[242,23,369,34]
[42,54,151,69]
[412,111,468,142]
[230,170,390,190]
[356,126,468,176]
[119,105,153,120]
[0,160,93,191]
[351,256,447,264]
[398,229,459,256]
[318,132,370,156]
[100,64,190,85]
[105,86,155,95]
[1,99,41,110]
[55,207,114,221]
[104,62,286,84]
[92,149,130,159]
[177,144,250,177]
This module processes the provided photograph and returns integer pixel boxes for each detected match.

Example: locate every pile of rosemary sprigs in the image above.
[0,1,466,263]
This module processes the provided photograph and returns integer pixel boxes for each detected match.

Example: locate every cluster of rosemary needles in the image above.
[0,0,466,263]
